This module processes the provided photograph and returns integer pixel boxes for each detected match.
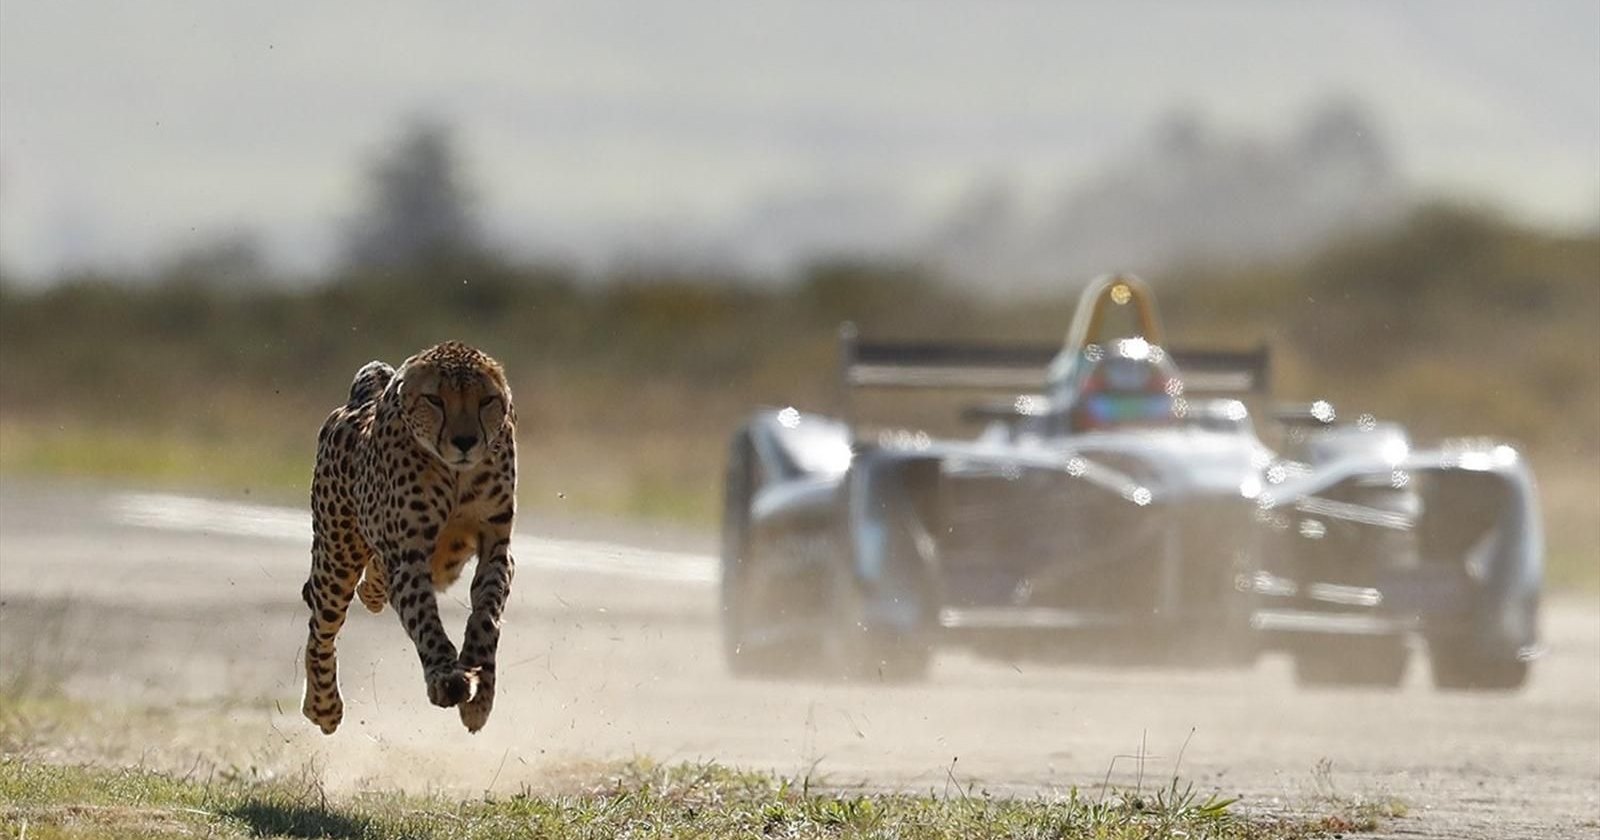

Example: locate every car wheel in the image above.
[723,566,804,678]
[821,620,932,684]
[724,554,835,679]
[818,536,932,684]
[1293,635,1410,689]
[1428,643,1529,692]
[848,627,933,684]
[720,430,782,678]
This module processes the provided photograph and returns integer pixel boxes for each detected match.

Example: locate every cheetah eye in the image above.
[479,396,500,409]
[422,394,444,408]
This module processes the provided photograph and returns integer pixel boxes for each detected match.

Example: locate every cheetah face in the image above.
[398,364,510,470]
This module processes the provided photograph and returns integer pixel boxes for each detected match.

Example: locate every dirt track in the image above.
[1,480,1596,838]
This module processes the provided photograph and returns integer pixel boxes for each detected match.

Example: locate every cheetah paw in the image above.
[302,692,344,735]
[457,668,495,733]
[426,667,477,708]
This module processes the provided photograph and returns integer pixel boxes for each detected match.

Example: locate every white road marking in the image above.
[108,492,718,586]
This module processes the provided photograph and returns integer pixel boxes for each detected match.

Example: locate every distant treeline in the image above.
[3,202,1594,446]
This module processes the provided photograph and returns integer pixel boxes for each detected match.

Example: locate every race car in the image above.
[719,274,1541,690]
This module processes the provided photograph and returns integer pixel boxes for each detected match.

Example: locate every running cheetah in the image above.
[300,341,516,734]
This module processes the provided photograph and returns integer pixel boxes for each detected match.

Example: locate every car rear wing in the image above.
[838,324,1272,396]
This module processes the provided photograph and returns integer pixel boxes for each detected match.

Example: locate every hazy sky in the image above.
[2,2,1596,278]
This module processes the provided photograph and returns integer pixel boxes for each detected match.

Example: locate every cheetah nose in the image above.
[451,434,478,453]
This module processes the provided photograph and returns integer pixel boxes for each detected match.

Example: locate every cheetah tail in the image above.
[348,360,396,406]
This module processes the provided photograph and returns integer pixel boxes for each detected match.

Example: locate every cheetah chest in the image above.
[429,517,480,590]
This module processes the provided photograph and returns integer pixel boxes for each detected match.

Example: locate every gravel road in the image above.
[1,480,1595,838]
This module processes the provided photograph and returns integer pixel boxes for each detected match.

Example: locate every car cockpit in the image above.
[1048,275,1184,433]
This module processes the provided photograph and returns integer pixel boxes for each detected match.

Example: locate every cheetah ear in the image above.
[391,367,414,397]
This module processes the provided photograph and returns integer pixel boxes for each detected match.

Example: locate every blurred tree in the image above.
[340,117,489,277]
[154,231,272,291]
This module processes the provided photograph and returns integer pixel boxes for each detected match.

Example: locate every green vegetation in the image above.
[1,203,1596,586]
[0,756,1381,840]
[0,691,1381,839]
[0,674,1392,839]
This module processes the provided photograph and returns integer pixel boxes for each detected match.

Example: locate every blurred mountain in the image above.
[925,101,1406,293]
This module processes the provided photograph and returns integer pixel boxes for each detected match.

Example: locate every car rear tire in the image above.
[1292,635,1410,689]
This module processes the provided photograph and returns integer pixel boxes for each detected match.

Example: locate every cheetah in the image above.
[301,341,517,734]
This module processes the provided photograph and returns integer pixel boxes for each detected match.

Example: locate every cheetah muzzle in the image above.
[300,341,517,735]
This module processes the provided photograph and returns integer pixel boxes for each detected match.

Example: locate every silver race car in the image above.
[720,275,1541,690]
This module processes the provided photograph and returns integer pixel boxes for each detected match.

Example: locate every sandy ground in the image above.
[1,479,1596,839]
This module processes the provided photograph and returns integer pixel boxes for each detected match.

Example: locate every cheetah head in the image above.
[396,342,512,470]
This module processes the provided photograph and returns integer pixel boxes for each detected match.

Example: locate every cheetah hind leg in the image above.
[356,560,388,614]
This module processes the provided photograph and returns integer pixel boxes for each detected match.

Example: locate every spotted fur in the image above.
[301,341,517,734]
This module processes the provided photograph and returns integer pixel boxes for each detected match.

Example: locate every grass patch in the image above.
[0,418,727,526]
[0,655,292,795]
[0,757,1374,840]
[1299,758,1410,835]
[0,421,310,504]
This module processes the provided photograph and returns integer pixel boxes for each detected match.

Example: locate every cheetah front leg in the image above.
[456,519,515,733]
[301,534,362,734]
[386,543,475,709]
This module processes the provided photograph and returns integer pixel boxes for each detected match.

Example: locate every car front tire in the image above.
[1427,643,1530,692]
